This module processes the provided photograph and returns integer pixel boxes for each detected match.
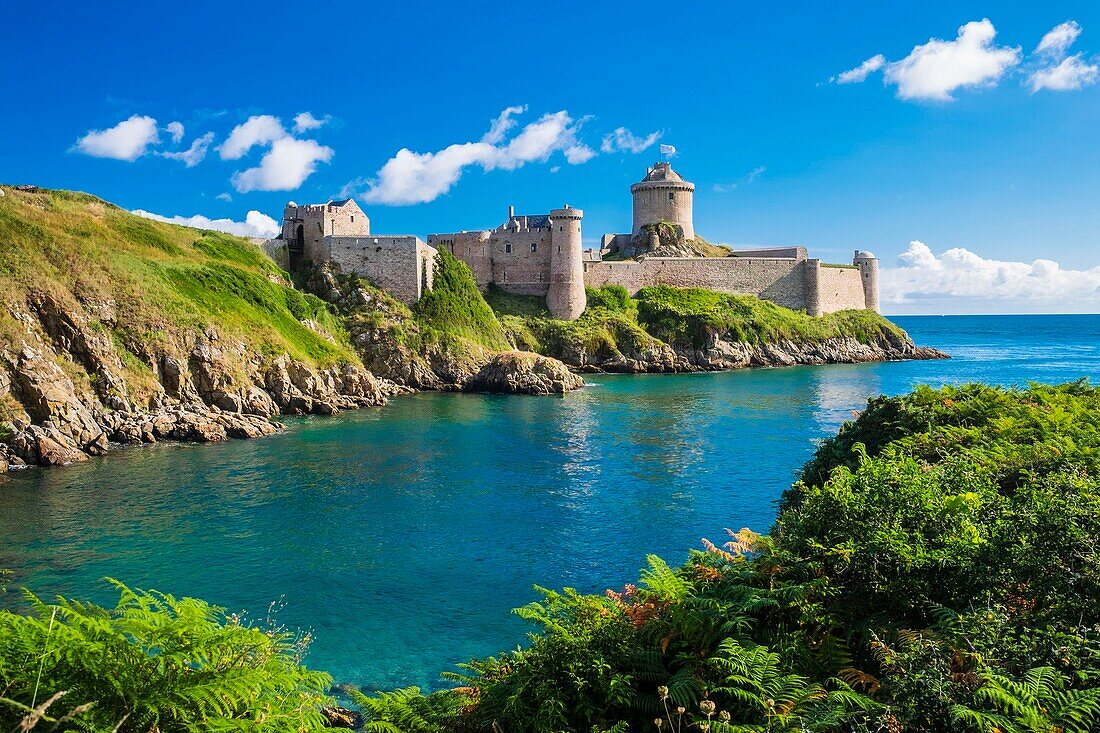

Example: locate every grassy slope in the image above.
[488,283,907,359]
[411,250,511,352]
[0,187,356,374]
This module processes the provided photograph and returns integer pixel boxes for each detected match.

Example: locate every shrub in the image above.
[0,580,332,732]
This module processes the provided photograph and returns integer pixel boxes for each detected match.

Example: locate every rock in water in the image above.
[320,705,363,728]
[467,351,584,395]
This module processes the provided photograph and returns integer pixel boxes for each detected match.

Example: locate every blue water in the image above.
[2,315,1100,689]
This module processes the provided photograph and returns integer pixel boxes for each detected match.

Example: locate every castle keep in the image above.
[270,162,878,319]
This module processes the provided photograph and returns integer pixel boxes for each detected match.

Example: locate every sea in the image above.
[2,314,1099,689]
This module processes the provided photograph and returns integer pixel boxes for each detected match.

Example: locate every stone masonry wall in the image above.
[327,236,436,303]
[487,229,554,296]
[584,257,809,311]
[632,185,695,240]
[817,266,867,312]
[429,231,493,289]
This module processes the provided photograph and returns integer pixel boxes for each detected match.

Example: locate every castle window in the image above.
[376,247,382,253]
[351,215,355,222]
[531,243,538,253]
[505,244,513,254]
[668,192,675,200]
[559,226,563,232]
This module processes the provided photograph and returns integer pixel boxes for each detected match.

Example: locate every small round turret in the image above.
[853,250,880,312]
[547,205,586,320]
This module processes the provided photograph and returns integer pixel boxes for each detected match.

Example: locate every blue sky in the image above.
[5,1,1100,314]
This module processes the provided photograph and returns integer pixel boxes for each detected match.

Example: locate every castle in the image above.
[269,163,878,319]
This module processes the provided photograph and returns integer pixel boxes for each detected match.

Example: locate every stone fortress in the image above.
[269,162,878,320]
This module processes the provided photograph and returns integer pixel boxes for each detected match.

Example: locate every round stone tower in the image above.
[854,250,880,313]
[631,162,695,241]
[547,205,586,320]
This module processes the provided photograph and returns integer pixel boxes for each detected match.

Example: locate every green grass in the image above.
[0,185,356,370]
[486,282,907,360]
[412,250,511,352]
[635,285,904,348]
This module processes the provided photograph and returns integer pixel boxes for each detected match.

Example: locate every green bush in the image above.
[352,382,1100,733]
[0,580,332,732]
[412,250,510,352]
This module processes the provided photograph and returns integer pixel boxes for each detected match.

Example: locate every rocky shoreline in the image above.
[551,331,948,374]
[0,329,944,471]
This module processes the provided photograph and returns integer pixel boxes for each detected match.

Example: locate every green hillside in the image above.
[0,187,356,398]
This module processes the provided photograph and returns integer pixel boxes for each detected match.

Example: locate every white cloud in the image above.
[834,20,1021,101]
[483,105,527,144]
[713,166,766,193]
[160,131,214,167]
[600,127,662,154]
[218,114,334,192]
[216,192,233,202]
[218,115,287,160]
[881,240,1100,312]
[1036,20,1082,57]
[1030,54,1099,91]
[1028,21,1098,92]
[293,112,328,133]
[564,143,598,164]
[132,208,280,238]
[73,115,160,161]
[231,137,334,193]
[166,121,185,143]
[884,20,1021,101]
[833,54,886,84]
[362,108,596,205]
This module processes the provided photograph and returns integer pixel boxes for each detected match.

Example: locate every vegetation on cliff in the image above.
[0,187,355,376]
[489,283,915,370]
[5,382,1100,731]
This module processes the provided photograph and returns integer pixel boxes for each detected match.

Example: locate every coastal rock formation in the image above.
[0,295,393,468]
[538,326,946,374]
[468,351,585,395]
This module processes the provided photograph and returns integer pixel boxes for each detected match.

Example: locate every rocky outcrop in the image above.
[547,330,948,374]
[320,706,363,729]
[468,351,585,395]
[0,292,397,468]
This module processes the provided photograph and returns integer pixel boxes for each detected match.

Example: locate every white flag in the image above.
[660,144,677,156]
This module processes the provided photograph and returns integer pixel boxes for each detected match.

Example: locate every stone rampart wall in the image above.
[429,231,493,289]
[816,266,867,312]
[327,236,436,303]
[488,230,553,296]
[584,257,809,311]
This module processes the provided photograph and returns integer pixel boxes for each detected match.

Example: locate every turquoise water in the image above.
[3,315,1100,689]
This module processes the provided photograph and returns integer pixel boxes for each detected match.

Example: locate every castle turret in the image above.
[547,205,586,320]
[803,258,822,317]
[854,250,880,312]
[631,161,695,241]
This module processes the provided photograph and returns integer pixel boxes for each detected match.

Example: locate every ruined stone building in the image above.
[267,162,878,320]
